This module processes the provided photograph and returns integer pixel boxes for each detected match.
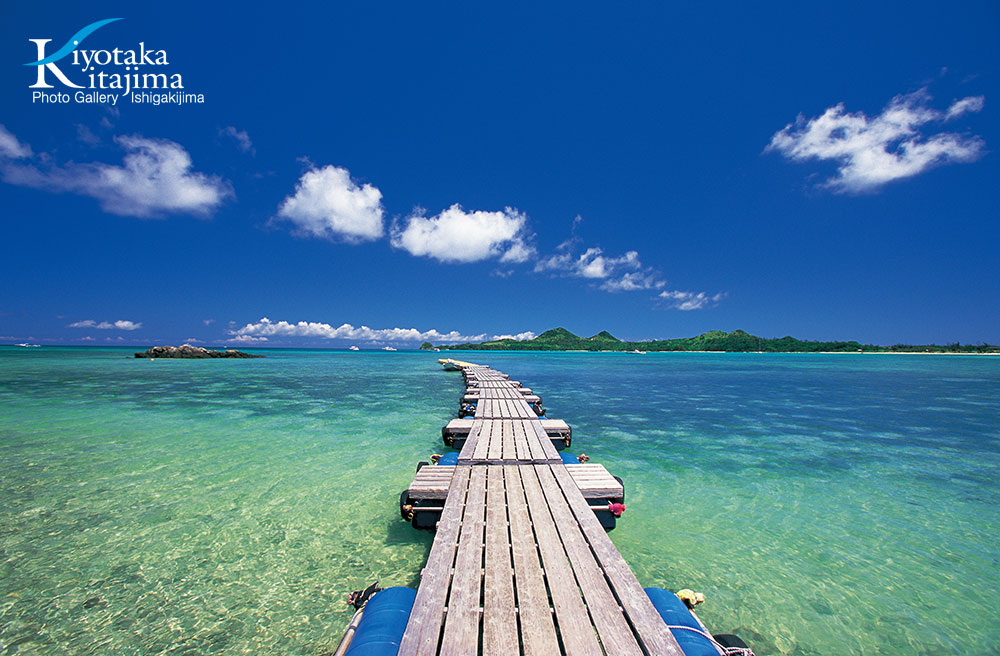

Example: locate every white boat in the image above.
[15,343,40,348]
[383,346,397,351]
[630,349,647,354]
[349,345,360,351]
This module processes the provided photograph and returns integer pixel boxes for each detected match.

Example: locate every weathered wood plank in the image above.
[482,466,519,656]
[440,467,488,656]
[550,465,686,656]
[459,420,484,461]
[473,419,491,461]
[517,465,604,656]
[503,465,560,655]
[528,420,563,462]
[512,418,530,462]
[488,420,503,461]
[398,465,472,656]
[501,419,516,463]
[535,465,644,656]
[524,420,547,463]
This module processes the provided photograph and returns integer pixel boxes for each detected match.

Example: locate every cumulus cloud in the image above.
[0,131,231,217]
[232,317,486,344]
[391,204,534,263]
[766,89,985,192]
[68,319,142,330]
[536,245,665,292]
[492,331,536,341]
[0,124,32,159]
[658,290,725,311]
[230,334,267,343]
[221,126,254,154]
[276,165,384,243]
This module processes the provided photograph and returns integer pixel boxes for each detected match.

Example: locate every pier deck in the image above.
[458,418,561,464]
[398,463,683,655]
[396,364,685,655]
[407,463,623,502]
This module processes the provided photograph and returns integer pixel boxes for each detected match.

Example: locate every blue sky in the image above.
[1,2,997,347]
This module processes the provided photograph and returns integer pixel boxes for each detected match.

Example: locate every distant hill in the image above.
[438,328,999,353]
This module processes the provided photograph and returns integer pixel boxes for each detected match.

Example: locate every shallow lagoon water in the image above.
[1,347,998,655]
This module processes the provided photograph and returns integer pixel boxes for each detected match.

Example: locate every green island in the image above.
[437,328,1000,353]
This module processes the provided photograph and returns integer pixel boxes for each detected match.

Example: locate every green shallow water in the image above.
[1,347,998,655]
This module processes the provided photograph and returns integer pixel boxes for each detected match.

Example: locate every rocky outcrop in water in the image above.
[134,345,264,359]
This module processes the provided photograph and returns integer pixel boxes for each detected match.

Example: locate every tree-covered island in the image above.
[436,328,999,353]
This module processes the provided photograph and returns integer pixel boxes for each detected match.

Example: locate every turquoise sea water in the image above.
[1,347,998,655]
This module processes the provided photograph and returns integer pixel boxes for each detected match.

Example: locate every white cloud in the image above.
[202,319,215,326]
[0,131,232,217]
[599,271,666,292]
[276,165,384,243]
[536,245,665,292]
[391,204,533,263]
[232,317,485,344]
[0,124,32,159]
[767,89,985,192]
[68,319,142,330]
[492,331,536,341]
[945,96,984,120]
[658,290,725,311]
[221,126,254,154]
[230,334,267,343]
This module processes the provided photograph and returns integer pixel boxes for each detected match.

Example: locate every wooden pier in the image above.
[397,364,688,655]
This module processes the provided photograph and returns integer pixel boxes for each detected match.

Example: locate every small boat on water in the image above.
[630,349,647,354]
[15,343,41,348]
[349,345,360,351]
[383,346,397,352]
[438,358,477,371]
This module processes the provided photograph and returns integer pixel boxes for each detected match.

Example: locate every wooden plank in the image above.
[440,467,488,656]
[512,398,535,419]
[398,465,472,656]
[503,465,560,655]
[482,466,519,655]
[550,465,686,656]
[534,465,644,656]
[523,420,547,463]
[528,420,563,462]
[488,419,503,461]
[512,418,531,462]
[517,465,604,656]
[500,419,515,462]
[473,419,491,461]
[459,420,484,461]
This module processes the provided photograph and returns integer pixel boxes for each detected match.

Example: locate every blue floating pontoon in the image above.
[343,587,417,656]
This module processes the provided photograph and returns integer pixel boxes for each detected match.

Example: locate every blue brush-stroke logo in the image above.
[24,18,123,66]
